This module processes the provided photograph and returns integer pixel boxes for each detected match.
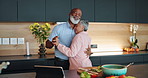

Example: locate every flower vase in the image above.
[38,44,46,57]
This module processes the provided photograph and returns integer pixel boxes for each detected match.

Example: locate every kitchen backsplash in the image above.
[0,22,148,56]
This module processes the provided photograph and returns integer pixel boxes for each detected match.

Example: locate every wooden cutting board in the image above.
[77,67,98,74]
[77,67,103,77]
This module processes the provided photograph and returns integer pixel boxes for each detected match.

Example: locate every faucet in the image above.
[0,62,10,73]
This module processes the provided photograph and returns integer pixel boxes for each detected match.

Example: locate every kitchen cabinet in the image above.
[1,59,54,74]
[18,0,45,22]
[0,0,148,23]
[136,0,148,23]
[90,57,101,66]
[90,53,146,66]
[100,55,143,65]
[95,0,116,22]
[0,0,17,21]
[71,0,94,22]
[143,55,148,64]
[117,0,136,23]
[46,0,71,22]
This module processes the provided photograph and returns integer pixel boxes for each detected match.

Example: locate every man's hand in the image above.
[45,40,54,49]
[85,45,93,56]
[52,36,59,46]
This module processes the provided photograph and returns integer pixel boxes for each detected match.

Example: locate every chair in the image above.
[34,65,65,78]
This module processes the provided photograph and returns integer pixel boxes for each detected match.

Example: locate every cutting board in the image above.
[77,67,103,77]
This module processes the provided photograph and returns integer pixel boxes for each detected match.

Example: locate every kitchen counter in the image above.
[0,51,148,74]
[0,51,148,61]
[0,53,55,61]
[90,51,148,56]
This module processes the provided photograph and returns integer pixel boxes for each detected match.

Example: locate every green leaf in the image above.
[80,73,85,78]
[135,39,138,43]
[137,45,139,48]
[80,72,90,78]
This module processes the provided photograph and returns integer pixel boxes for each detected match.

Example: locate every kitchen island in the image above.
[0,51,148,74]
[0,64,148,78]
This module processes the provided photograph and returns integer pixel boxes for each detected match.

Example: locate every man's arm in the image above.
[45,40,54,49]
[85,46,93,56]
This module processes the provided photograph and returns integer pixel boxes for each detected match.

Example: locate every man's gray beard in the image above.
[70,16,80,24]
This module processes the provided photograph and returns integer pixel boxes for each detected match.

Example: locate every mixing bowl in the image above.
[101,64,127,76]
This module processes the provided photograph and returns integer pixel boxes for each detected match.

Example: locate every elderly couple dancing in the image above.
[46,8,92,70]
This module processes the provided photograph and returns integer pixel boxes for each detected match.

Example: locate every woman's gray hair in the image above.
[79,20,89,31]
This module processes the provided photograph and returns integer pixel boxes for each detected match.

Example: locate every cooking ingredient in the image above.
[119,75,126,78]
[125,76,136,78]
[98,66,101,69]
[110,75,116,78]
[91,66,102,73]
[91,68,102,73]
[105,75,115,78]
[91,74,98,78]
[106,75,136,78]
[80,72,91,78]
[79,66,102,78]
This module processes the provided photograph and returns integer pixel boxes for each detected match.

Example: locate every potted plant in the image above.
[130,24,139,51]
[29,23,51,57]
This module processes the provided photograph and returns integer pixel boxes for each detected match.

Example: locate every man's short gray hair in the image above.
[79,20,89,31]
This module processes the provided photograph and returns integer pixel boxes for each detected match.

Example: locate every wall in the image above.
[0,23,55,56]
[88,23,148,52]
[0,22,148,56]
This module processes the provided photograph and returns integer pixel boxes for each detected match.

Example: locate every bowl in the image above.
[101,64,127,76]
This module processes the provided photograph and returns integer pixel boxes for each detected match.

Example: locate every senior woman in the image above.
[52,20,92,70]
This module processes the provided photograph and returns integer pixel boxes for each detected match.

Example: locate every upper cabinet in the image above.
[95,0,116,22]
[0,0,148,23]
[46,0,70,22]
[0,0,17,21]
[117,0,136,23]
[18,0,45,22]
[136,0,148,23]
[71,0,94,22]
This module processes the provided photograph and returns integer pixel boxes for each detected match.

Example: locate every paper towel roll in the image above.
[26,42,30,55]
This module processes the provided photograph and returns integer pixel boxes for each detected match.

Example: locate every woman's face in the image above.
[74,23,84,34]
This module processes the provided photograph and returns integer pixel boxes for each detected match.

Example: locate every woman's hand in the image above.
[52,36,59,46]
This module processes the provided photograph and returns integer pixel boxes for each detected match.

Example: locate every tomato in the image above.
[91,74,98,78]
[105,75,115,78]
[105,77,111,78]
[110,75,115,78]
[119,75,126,78]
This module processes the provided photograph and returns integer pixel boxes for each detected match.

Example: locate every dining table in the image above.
[0,64,148,78]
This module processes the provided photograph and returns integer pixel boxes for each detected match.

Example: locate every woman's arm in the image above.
[57,35,82,57]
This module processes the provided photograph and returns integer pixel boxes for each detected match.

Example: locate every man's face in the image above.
[69,9,82,24]
[70,9,82,20]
